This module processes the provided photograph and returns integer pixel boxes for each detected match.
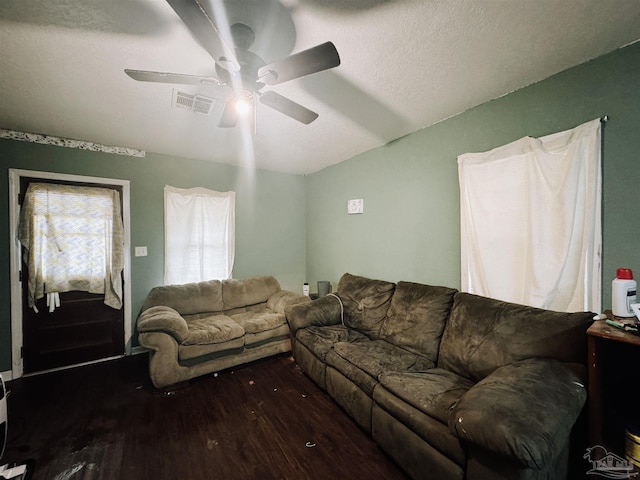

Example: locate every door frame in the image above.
[9,168,132,379]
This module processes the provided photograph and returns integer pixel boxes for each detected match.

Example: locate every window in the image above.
[164,185,235,285]
[458,118,602,312]
[17,182,125,310]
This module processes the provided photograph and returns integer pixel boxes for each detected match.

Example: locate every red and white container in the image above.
[612,268,637,317]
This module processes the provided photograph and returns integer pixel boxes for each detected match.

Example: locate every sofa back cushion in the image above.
[338,273,395,339]
[380,281,458,363]
[438,292,593,382]
[221,276,281,310]
[141,279,224,315]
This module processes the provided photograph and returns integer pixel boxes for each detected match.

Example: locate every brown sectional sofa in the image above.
[285,273,593,480]
[137,275,309,389]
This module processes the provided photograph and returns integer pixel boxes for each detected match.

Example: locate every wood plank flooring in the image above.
[3,353,408,480]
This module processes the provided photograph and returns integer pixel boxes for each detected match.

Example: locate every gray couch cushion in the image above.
[338,273,396,338]
[332,340,434,380]
[438,292,593,382]
[142,280,223,314]
[222,276,280,310]
[182,314,244,345]
[380,281,457,363]
[296,325,369,362]
[379,369,474,424]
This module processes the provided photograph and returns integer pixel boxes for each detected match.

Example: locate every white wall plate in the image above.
[347,198,364,214]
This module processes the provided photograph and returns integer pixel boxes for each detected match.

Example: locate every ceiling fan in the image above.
[125,0,341,128]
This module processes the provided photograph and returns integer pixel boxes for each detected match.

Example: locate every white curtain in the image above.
[458,118,602,312]
[164,185,235,285]
[18,183,125,310]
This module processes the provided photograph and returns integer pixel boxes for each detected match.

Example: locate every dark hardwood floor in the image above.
[3,353,408,480]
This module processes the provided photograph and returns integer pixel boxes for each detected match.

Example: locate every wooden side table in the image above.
[587,317,640,447]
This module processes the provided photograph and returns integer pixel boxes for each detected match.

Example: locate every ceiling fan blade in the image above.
[258,42,340,86]
[260,91,319,124]
[125,69,223,87]
[219,97,239,128]
[165,0,240,72]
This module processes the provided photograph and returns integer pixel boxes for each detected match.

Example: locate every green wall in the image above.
[3,42,639,373]
[306,42,640,306]
[0,142,306,371]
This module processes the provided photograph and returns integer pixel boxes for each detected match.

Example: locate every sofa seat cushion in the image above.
[378,369,474,425]
[373,381,467,467]
[182,314,244,345]
[230,310,285,334]
[295,325,369,361]
[332,340,434,381]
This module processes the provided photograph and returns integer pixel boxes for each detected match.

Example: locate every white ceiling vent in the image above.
[172,90,216,115]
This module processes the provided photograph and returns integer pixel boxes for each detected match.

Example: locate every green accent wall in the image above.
[2,42,639,374]
[306,42,640,305]
[0,143,306,371]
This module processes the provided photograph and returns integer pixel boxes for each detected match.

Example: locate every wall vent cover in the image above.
[173,90,216,115]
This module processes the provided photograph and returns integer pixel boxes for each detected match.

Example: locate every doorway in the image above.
[9,169,132,378]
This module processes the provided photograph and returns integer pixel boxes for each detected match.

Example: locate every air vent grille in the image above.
[193,96,214,114]
[173,90,215,115]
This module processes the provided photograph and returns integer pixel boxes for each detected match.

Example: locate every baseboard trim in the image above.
[132,346,148,356]
[22,355,126,379]
[12,348,148,382]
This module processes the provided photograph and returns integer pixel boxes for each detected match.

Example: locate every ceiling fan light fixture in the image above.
[129,1,341,129]
[234,98,251,115]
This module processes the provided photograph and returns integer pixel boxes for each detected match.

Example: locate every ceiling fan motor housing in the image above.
[215,48,265,93]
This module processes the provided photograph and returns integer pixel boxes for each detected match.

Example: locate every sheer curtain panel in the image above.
[164,185,235,285]
[18,183,125,310]
[458,118,602,312]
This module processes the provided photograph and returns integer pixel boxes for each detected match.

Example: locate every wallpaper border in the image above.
[0,129,145,157]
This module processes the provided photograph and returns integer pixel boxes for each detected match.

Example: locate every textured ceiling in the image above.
[1,0,639,175]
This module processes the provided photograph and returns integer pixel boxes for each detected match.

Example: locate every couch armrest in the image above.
[285,295,343,335]
[137,305,189,343]
[449,358,586,470]
[267,290,311,314]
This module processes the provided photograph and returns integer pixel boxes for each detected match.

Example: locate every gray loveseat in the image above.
[286,273,593,480]
[138,275,309,389]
